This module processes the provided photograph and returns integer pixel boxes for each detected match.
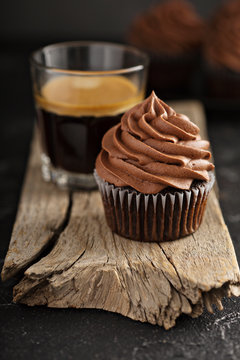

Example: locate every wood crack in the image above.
[33,191,73,266]
[158,243,184,289]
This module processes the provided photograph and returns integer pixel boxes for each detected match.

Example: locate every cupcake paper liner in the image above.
[94,170,215,243]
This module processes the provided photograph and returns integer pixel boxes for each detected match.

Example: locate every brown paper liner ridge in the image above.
[94,170,215,242]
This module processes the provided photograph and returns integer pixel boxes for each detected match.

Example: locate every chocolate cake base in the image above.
[94,171,215,242]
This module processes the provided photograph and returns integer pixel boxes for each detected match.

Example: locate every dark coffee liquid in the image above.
[35,75,143,174]
[37,108,122,173]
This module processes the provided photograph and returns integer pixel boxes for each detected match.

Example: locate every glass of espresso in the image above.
[30,41,148,189]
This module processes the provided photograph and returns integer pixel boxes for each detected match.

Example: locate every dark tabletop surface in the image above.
[1,49,240,360]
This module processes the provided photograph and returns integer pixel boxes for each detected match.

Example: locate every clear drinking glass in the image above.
[30,41,149,190]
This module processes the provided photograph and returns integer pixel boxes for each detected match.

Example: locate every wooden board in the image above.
[2,101,240,330]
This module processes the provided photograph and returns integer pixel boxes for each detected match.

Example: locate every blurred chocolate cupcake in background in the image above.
[203,0,240,101]
[128,0,206,99]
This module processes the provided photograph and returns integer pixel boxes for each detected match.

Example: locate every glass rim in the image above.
[30,40,149,76]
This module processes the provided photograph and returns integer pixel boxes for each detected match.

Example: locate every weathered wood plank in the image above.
[2,101,240,329]
[1,134,70,281]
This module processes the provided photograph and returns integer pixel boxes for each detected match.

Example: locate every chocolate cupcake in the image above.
[203,0,240,100]
[128,0,206,98]
[94,92,215,242]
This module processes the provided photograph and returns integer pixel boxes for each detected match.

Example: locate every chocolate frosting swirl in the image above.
[128,0,205,56]
[204,0,240,72]
[96,92,214,194]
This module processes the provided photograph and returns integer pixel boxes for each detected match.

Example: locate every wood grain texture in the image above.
[1,137,69,281]
[2,101,240,329]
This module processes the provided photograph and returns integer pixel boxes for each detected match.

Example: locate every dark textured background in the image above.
[1,1,240,359]
[1,0,222,46]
